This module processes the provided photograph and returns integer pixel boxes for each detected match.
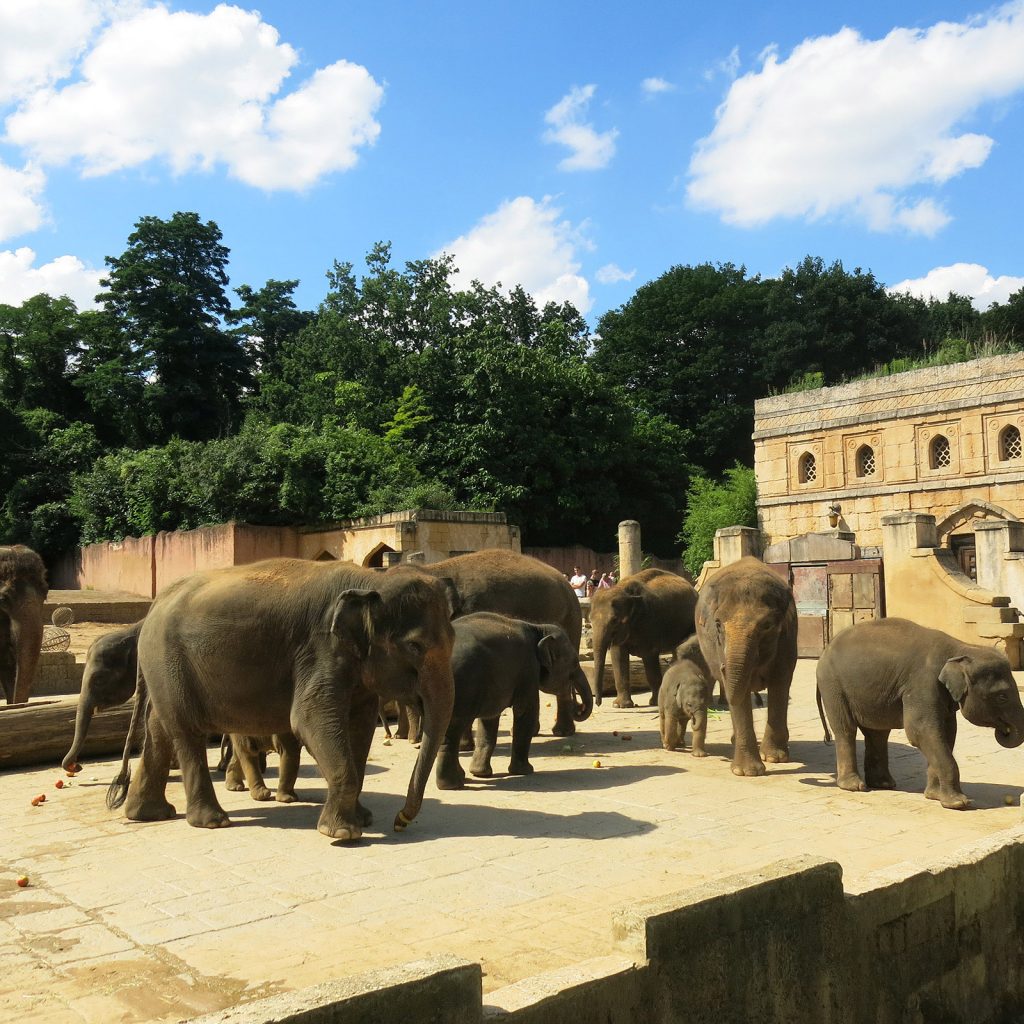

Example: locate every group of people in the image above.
[568,566,615,598]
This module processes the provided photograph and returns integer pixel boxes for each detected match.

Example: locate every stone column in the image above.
[618,520,641,580]
[713,526,761,566]
[976,520,1024,613]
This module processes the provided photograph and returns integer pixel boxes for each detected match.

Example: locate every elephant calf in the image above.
[817,618,1024,809]
[658,637,713,756]
[435,612,581,789]
[224,733,302,803]
[62,622,142,770]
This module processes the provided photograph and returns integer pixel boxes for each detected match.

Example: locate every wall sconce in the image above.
[827,502,842,529]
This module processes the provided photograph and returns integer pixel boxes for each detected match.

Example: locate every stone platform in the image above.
[2,660,1022,1023]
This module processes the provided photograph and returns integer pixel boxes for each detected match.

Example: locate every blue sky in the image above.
[1,0,1023,323]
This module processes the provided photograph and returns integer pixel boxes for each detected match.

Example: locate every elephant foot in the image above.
[731,759,766,778]
[612,697,635,709]
[275,791,297,803]
[925,784,970,810]
[250,786,274,802]
[551,719,575,737]
[865,772,895,790]
[508,759,534,776]
[436,772,466,790]
[317,806,363,841]
[459,735,475,753]
[648,694,658,707]
[125,795,176,822]
[224,779,246,792]
[760,746,790,764]
[469,763,493,778]
[837,772,868,792]
[186,805,231,829]
[691,747,708,758]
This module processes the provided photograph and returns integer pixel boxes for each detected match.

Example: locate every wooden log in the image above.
[0,697,136,770]
[582,656,671,698]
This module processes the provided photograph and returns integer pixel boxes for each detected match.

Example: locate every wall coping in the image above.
[296,508,509,532]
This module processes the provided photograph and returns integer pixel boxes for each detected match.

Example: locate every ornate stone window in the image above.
[855,444,876,478]
[999,424,1022,462]
[798,451,817,484]
[929,434,951,470]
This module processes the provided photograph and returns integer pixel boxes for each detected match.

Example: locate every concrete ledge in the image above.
[187,955,483,1024]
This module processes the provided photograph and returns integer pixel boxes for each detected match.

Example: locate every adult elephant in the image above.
[0,545,47,704]
[591,568,697,708]
[695,557,797,777]
[421,549,593,736]
[62,621,142,770]
[107,559,456,841]
[817,618,1024,808]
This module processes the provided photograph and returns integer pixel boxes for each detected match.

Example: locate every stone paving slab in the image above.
[2,659,1023,1023]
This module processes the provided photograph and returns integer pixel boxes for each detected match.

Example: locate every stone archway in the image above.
[363,543,397,568]
[936,502,1020,581]
[312,550,337,562]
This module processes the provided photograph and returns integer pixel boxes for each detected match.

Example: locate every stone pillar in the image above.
[618,520,641,580]
[881,512,937,558]
[713,526,761,566]
[976,520,1024,613]
[382,551,403,568]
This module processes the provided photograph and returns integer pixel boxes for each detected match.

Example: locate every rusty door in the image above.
[791,563,828,657]
[826,559,884,641]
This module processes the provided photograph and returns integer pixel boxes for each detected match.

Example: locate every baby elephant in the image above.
[63,622,143,770]
[435,612,580,789]
[817,618,1024,809]
[659,636,713,755]
[224,733,302,803]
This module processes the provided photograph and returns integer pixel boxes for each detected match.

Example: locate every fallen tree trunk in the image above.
[0,697,136,770]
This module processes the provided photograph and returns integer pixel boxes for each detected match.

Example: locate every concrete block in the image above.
[186,955,482,1024]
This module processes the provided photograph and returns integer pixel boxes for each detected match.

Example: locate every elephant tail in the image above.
[815,683,833,744]
[106,667,148,811]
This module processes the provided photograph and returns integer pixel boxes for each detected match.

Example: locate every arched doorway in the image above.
[363,543,397,569]
[312,550,338,562]
[936,502,1020,582]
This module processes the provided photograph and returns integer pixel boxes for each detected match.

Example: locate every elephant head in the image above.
[939,649,1024,749]
[590,583,644,705]
[63,622,142,770]
[537,624,592,719]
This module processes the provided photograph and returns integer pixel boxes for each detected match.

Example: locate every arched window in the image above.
[855,444,876,478]
[929,434,951,470]
[798,451,817,484]
[999,424,1022,462]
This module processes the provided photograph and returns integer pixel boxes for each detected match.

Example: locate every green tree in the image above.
[227,279,312,383]
[678,464,757,577]
[99,212,250,440]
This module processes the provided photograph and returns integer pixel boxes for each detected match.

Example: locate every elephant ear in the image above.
[619,593,644,625]
[939,656,970,705]
[537,632,558,671]
[437,576,461,620]
[330,590,383,658]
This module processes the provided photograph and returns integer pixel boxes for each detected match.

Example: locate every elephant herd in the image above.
[8,545,1024,844]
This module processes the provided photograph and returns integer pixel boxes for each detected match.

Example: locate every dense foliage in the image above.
[2,214,1022,565]
[678,465,758,577]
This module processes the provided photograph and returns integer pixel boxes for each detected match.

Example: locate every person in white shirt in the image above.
[569,566,588,598]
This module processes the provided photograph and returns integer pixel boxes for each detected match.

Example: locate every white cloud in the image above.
[0,161,47,242]
[0,247,103,308]
[641,77,675,95]
[687,5,1024,233]
[703,47,741,83]
[438,196,592,312]
[595,263,635,285]
[0,0,111,105]
[543,85,617,171]
[5,3,383,191]
[889,263,1024,310]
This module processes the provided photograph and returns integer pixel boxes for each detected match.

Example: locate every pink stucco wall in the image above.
[234,524,300,565]
[153,524,238,594]
[52,535,156,597]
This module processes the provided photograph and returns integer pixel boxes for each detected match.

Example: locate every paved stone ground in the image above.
[3,660,1023,1023]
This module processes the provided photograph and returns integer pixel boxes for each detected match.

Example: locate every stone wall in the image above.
[754,353,1024,549]
[188,836,1024,1024]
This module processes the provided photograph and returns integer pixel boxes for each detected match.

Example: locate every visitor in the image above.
[597,572,613,589]
[569,566,588,598]
[586,569,601,596]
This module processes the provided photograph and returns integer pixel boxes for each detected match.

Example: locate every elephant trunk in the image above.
[571,666,594,722]
[995,719,1024,749]
[722,623,755,701]
[394,655,454,832]
[63,694,95,770]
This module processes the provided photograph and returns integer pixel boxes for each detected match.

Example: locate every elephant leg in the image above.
[275,733,301,803]
[470,716,500,778]
[760,676,791,764]
[611,646,634,708]
[551,693,576,737]
[862,729,895,790]
[232,740,274,802]
[13,612,43,705]
[459,722,475,751]
[223,751,247,791]
[642,652,664,707]
[125,707,177,821]
[691,715,708,758]
[404,700,423,747]
[436,714,470,790]
[909,713,968,809]
[396,702,410,740]
[348,685,378,826]
[660,708,682,751]
[293,682,364,841]
[509,693,539,775]
[175,728,230,829]
[725,683,765,777]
